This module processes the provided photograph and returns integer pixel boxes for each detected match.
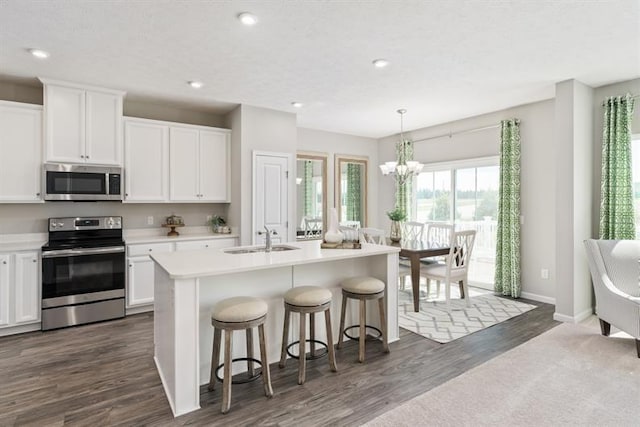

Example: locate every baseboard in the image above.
[520,292,555,305]
[553,307,594,323]
[126,304,154,316]
[0,322,41,337]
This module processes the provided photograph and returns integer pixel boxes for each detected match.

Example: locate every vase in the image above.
[324,207,343,244]
[390,220,402,242]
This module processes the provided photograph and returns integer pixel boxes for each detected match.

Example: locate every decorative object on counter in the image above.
[210,215,231,234]
[321,241,361,249]
[324,207,343,244]
[386,208,407,242]
[163,214,185,236]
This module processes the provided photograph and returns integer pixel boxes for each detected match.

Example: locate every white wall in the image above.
[297,128,379,228]
[378,99,557,302]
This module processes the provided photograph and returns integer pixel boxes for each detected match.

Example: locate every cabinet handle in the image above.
[129,264,133,267]
[205,244,209,248]
[32,259,37,263]
[148,249,153,251]
[86,155,90,159]
[80,155,85,159]
[125,193,129,197]
[2,261,6,265]
[36,192,40,196]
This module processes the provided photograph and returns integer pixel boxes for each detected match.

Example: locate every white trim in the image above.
[0,100,42,110]
[123,116,231,133]
[520,291,556,305]
[553,307,593,323]
[0,322,41,337]
[419,155,500,172]
[39,77,127,96]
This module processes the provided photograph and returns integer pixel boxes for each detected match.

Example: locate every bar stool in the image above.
[208,296,273,414]
[338,276,389,363]
[279,286,338,384]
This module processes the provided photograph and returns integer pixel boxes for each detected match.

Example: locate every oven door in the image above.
[42,246,125,307]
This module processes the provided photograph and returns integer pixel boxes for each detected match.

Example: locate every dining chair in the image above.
[339,225,359,242]
[304,217,323,239]
[358,227,385,245]
[420,229,476,312]
[402,221,425,241]
[415,222,455,296]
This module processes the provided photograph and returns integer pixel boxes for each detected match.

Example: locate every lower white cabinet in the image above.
[0,251,41,332]
[126,237,238,311]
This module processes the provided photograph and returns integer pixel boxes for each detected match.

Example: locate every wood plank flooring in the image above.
[0,299,558,426]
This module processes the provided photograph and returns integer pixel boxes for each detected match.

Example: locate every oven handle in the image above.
[42,246,125,258]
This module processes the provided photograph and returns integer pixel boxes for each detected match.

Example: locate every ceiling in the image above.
[1,1,638,138]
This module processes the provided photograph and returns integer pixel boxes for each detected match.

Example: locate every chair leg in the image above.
[279,306,290,368]
[337,295,347,349]
[436,280,441,297]
[378,296,389,354]
[310,312,316,358]
[298,312,307,385]
[358,298,366,363]
[221,329,233,414]
[324,308,338,372]
[636,339,640,358]
[208,327,222,391]
[462,279,470,307]
[246,328,254,377]
[445,280,451,312]
[459,281,465,299]
[426,278,431,298]
[258,324,274,397]
[599,319,611,337]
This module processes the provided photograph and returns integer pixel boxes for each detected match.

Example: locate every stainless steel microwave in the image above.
[43,164,123,201]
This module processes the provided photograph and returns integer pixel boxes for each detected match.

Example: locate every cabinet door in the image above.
[0,255,10,327]
[169,127,200,201]
[199,130,229,202]
[14,252,40,324]
[127,256,155,307]
[86,91,123,165]
[0,103,42,202]
[124,120,169,202]
[44,84,85,163]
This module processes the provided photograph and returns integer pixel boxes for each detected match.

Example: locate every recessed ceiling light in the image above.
[372,59,389,68]
[188,81,204,89]
[28,48,50,59]
[291,102,303,108]
[238,12,258,26]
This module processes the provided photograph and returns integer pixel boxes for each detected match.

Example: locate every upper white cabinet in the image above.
[40,78,125,166]
[124,118,169,202]
[169,126,230,202]
[0,101,42,202]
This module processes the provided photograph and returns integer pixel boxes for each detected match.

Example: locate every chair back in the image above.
[403,221,425,241]
[447,230,476,274]
[339,225,359,242]
[584,239,640,298]
[425,223,453,248]
[359,227,385,245]
[303,217,323,239]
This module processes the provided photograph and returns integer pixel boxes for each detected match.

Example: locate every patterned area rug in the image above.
[398,286,537,343]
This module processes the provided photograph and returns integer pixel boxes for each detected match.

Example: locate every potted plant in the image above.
[386,208,407,242]
[210,215,227,233]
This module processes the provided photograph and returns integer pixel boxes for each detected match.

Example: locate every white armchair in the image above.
[584,239,640,358]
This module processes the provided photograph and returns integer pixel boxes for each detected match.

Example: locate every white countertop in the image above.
[124,226,238,245]
[151,240,400,279]
[0,233,47,252]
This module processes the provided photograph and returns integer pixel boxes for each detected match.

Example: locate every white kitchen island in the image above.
[151,239,400,417]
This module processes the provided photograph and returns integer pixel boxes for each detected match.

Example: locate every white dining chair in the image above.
[303,217,323,239]
[402,221,425,241]
[358,227,385,245]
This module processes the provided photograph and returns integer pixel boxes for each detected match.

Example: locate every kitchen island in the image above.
[151,239,400,417]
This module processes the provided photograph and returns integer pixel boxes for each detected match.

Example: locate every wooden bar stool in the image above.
[208,296,273,414]
[279,286,338,384]
[337,276,390,363]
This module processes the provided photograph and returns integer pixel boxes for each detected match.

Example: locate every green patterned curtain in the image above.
[395,140,413,219]
[495,119,521,298]
[599,94,636,239]
[303,160,313,217]
[346,163,361,222]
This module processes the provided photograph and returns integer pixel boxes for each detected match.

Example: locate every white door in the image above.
[85,91,122,165]
[169,127,200,201]
[14,252,40,324]
[0,254,10,327]
[199,130,229,202]
[45,84,85,163]
[127,256,155,307]
[124,119,169,202]
[253,153,290,244]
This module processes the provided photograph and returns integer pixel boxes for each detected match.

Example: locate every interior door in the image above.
[253,153,289,245]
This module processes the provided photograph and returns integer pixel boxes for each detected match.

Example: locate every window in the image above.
[633,136,640,239]
[413,157,499,289]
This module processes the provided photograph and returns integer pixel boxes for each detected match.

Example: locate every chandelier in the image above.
[379,109,424,185]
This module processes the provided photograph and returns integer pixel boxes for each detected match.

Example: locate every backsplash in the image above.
[0,202,227,234]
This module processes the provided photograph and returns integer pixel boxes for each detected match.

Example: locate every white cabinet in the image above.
[0,251,40,332]
[169,126,230,202]
[0,101,43,202]
[41,79,125,165]
[175,238,237,251]
[127,256,156,307]
[124,118,169,202]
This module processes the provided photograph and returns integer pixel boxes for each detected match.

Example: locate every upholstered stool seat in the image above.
[208,296,273,414]
[338,276,389,363]
[280,285,338,384]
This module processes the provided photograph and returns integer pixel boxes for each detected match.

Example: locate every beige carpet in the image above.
[398,287,537,343]
[366,323,640,426]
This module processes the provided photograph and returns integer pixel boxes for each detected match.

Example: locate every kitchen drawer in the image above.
[175,238,237,251]
[127,242,174,257]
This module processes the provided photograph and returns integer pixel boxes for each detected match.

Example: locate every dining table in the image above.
[389,239,451,312]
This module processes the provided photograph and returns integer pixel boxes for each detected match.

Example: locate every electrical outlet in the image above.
[541,268,549,279]
[147,216,154,225]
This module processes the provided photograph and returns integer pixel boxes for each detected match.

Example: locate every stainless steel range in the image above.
[41,216,125,330]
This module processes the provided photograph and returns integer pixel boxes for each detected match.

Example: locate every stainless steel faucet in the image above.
[264,226,277,252]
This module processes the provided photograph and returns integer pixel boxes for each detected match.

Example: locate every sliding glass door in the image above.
[413,158,499,289]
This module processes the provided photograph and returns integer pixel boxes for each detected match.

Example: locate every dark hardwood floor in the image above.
[0,298,558,426]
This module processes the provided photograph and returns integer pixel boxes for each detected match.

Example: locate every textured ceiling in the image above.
[0,1,638,138]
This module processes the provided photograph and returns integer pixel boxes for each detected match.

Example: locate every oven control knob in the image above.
[107,218,114,227]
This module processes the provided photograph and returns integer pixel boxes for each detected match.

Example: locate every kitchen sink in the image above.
[224,245,299,254]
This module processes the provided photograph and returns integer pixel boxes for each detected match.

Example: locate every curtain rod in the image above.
[410,123,501,144]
